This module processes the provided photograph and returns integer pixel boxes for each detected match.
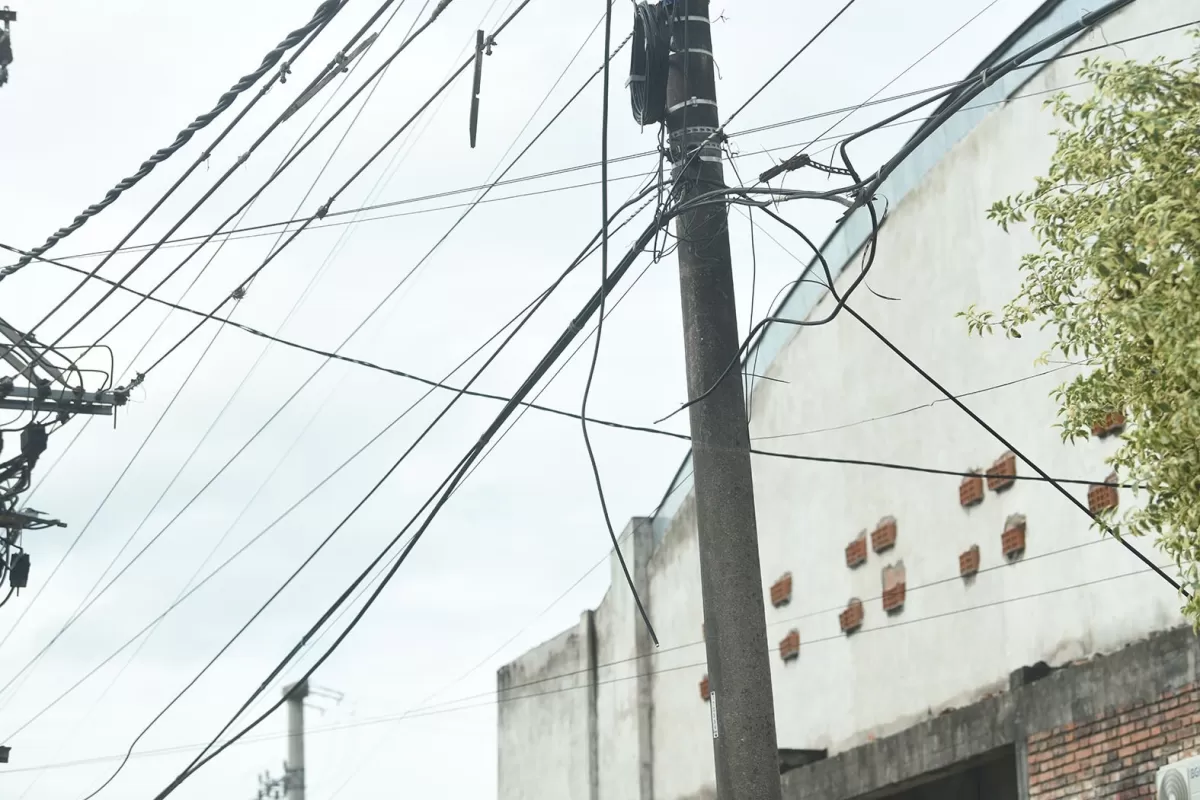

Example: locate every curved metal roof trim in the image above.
[650,0,1089,545]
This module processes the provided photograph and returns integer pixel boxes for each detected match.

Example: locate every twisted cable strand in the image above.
[1,0,343,279]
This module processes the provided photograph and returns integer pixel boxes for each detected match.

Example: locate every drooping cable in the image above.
[148,206,666,800]
[0,29,646,743]
[584,0,658,644]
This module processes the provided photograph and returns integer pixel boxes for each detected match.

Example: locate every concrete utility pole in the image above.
[283,679,308,800]
[663,1,783,797]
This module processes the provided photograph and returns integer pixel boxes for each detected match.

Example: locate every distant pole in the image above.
[663,0,783,798]
[283,679,309,800]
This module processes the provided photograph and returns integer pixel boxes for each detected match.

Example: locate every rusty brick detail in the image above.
[959,473,984,507]
[779,629,800,663]
[1091,410,1126,438]
[769,573,793,608]
[1025,682,1200,798]
[700,675,710,702]
[1002,513,1027,559]
[871,517,897,554]
[1088,474,1120,515]
[959,545,980,578]
[987,451,1018,492]
[840,598,864,634]
[845,532,868,569]
[881,562,906,614]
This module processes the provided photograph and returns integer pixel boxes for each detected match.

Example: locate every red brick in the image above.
[770,573,793,608]
[1002,515,1027,559]
[871,517,897,553]
[845,534,868,569]
[960,545,981,578]
[1088,475,1120,515]
[882,582,906,613]
[1092,410,1126,438]
[840,598,864,634]
[987,451,1018,492]
[779,629,800,663]
[960,473,984,507]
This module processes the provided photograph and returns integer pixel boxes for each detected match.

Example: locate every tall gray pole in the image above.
[664,1,783,797]
[283,679,308,800]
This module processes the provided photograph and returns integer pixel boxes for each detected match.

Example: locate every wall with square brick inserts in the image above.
[497,6,1200,800]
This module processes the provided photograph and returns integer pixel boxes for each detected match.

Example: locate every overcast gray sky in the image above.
[0,0,1047,796]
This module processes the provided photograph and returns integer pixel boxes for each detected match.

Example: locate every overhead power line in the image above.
[0,0,347,281]
[12,14,1193,272]
[0,0,635,753]
[3,558,1163,778]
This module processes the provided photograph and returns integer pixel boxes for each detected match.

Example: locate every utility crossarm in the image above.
[0,382,125,416]
[0,317,70,388]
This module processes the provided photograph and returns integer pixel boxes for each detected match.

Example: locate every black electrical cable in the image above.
[0,587,13,610]
[583,0,658,645]
[839,0,1136,203]
[0,8,626,708]
[25,0,459,366]
[9,14,1194,271]
[149,205,665,800]
[0,12,398,664]
[0,187,661,749]
[629,1,669,125]
[131,0,535,385]
[62,14,627,794]
[0,0,346,281]
[38,24,424,799]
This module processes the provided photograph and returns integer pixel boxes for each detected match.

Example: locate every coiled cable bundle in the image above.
[629,1,670,125]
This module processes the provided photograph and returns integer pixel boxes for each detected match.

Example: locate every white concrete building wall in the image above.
[595,542,640,800]
[497,619,593,800]
[497,2,1199,798]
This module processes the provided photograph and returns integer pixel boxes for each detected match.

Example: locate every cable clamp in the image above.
[316,200,332,219]
[666,97,717,115]
[484,35,497,55]
[279,61,292,84]
[759,152,811,183]
[235,151,250,167]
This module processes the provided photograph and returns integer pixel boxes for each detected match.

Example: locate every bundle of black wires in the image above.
[629,1,669,125]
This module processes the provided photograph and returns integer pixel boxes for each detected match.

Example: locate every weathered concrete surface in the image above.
[781,626,1200,800]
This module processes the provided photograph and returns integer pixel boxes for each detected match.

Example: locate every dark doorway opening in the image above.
[872,747,1018,800]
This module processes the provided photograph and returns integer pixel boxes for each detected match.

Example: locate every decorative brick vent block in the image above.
[871,517,897,554]
[1091,410,1126,438]
[881,562,906,614]
[959,545,980,578]
[1088,474,1120,515]
[699,675,710,702]
[1002,513,1027,560]
[769,573,793,608]
[959,473,984,507]
[987,451,1018,492]
[779,629,800,663]
[839,598,864,634]
[845,532,868,568]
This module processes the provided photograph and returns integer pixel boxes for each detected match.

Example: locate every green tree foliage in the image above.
[962,38,1200,616]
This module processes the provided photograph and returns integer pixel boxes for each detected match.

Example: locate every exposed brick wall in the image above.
[1026,684,1200,799]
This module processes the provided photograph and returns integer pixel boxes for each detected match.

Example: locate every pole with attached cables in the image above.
[663,0,783,797]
